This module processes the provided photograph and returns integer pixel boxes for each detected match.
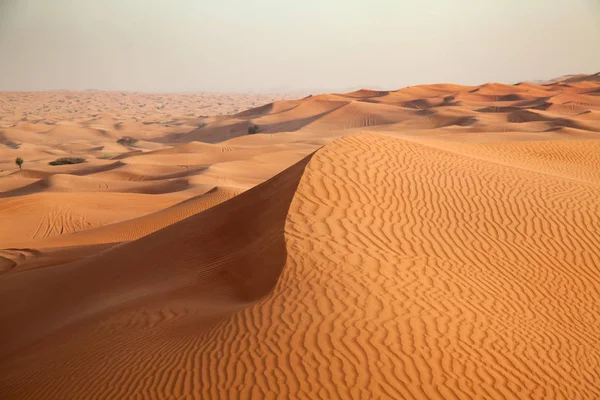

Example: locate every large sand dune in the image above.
[1,75,600,399]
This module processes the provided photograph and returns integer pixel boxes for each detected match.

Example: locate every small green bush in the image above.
[117,136,138,146]
[49,157,86,166]
[248,124,260,134]
[15,157,23,170]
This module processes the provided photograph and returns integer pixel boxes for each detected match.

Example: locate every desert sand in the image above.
[1,74,600,399]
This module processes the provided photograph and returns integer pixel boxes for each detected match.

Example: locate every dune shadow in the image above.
[73,162,126,176]
[0,152,316,362]
[157,103,349,144]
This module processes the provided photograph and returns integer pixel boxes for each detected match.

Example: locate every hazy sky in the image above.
[0,0,598,92]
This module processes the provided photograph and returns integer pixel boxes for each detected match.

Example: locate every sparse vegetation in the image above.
[49,157,86,166]
[15,157,23,170]
[99,153,112,159]
[198,122,207,129]
[248,124,260,134]
[116,136,138,146]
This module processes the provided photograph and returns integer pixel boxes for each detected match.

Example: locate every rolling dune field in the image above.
[1,74,600,399]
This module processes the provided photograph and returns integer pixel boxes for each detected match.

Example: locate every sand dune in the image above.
[1,73,600,399]
[0,192,183,246]
[2,134,600,398]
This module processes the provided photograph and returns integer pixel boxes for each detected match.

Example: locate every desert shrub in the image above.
[197,122,207,129]
[116,136,138,146]
[248,124,260,134]
[49,157,86,166]
[15,157,23,169]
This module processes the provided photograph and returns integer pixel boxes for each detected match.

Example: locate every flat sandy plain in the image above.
[1,74,600,399]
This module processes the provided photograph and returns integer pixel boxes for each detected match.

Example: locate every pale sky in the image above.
[0,0,598,92]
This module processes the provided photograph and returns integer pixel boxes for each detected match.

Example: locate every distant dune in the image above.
[1,73,600,399]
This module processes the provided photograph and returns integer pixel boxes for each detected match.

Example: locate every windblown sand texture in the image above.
[1,74,600,399]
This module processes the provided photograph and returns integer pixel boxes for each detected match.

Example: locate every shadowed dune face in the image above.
[1,74,600,399]
[0,155,313,396]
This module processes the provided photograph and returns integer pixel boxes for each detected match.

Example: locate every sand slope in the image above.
[2,133,600,399]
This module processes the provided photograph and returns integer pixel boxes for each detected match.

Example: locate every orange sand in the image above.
[1,75,600,399]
